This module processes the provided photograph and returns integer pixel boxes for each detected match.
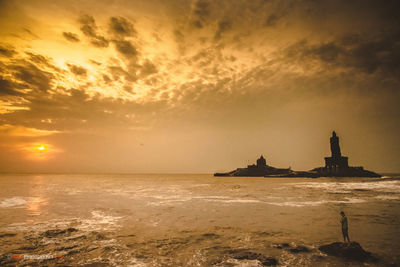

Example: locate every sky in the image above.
[0,0,399,173]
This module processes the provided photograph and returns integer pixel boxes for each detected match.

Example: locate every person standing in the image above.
[340,211,350,243]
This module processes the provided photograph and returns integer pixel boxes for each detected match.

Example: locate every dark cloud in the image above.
[78,14,109,48]
[192,20,203,29]
[108,65,137,82]
[345,36,400,74]
[67,64,87,77]
[63,32,80,42]
[339,34,362,47]
[102,74,112,84]
[22,27,39,39]
[113,40,138,57]
[0,51,65,99]
[287,32,400,78]
[79,14,97,36]
[191,0,210,28]
[140,60,157,77]
[193,0,210,18]
[214,20,231,40]
[174,29,184,42]
[89,59,101,65]
[11,62,54,92]
[1,84,165,133]
[109,16,136,37]
[123,84,134,93]
[309,42,342,62]
[26,52,50,65]
[25,52,62,73]
[0,76,22,96]
[0,45,16,57]
[265,14,279,27]
[90,35,109,48]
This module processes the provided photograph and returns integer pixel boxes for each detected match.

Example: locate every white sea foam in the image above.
[264,197,366,207]
[4,210,122,232]
[204,198,261,203]
[147,194,262,205]
[146,192,369,206]
[293,180,400,194]
[0,197,27,208]
[147,194,368,206]
[147,198,193,206]
[78,210,122,231]
[375,195,400,201]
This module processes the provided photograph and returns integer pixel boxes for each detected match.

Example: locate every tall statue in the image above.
[330,131,341,158]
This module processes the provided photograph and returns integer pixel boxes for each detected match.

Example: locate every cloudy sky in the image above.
[0,0,399,173]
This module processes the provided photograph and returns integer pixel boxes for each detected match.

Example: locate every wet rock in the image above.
[43,228,78,238]
[0,256,13,267]
[90,231,106,240]
[86,245,99,252]
[18,245,37,250]
[66,248,81,255]
[227,249,278,266]
[206,245,231,251]
[257,231,273,236]
[202,233,220,238]
[102,246,115,252]
[55,244,79,251]
[67,234,87,241]
[117,234,135,238]
[206,257,223,266]
[289,245,311,253]
[274,243,289,249]
[0,233,17,238]
[318,242,377,262]
[21,261,41,267]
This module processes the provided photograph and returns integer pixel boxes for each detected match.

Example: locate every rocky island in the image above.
[214,154,317,177]
[214,131,381,178]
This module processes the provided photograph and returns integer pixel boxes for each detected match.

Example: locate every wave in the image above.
[375,195,400,201]
[264,197,366,207]
[4,210,122,233]
[147,194,368,207]
[204,199,261,203]
[293,180,400,194]
[0,197,27,208]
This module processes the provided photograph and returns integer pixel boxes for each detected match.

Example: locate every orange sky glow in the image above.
[0,0,399,173]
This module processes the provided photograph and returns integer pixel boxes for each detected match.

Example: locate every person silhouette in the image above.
[340,211,350,243]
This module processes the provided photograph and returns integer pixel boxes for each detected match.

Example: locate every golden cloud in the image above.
[0,124,60,137]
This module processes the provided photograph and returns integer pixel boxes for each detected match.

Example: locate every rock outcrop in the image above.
[214,155,318,177]
[318,242,377,262]
[226,249,278,266]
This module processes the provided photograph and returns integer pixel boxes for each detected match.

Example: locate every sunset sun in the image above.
[35,144,47,152]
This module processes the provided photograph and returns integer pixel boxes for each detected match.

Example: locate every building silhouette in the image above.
[214,131,381,177]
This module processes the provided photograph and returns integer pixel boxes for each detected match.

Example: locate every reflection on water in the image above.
[26,176,48,217]
[26,197,48,216]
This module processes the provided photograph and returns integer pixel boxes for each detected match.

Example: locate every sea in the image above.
[0,174,399,266]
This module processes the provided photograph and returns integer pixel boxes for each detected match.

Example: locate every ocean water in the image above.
[0,174,399,266]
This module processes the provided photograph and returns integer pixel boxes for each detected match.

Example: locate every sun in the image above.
[20,143,62,161]
[35,144,47,152]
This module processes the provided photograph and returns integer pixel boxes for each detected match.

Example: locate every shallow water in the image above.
[0,174,399,266]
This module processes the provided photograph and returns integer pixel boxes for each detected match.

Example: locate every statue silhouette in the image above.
[330,131,341,158]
